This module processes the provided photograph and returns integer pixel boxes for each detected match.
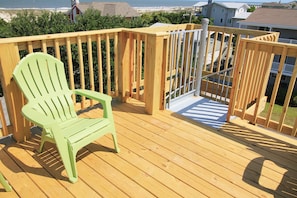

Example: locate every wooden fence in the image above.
[0,24,290,141]
[228,34,297,136]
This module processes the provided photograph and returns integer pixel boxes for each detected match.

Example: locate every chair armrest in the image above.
[73,89,112,103]
[73,89,113,119]
[22,104,57,129]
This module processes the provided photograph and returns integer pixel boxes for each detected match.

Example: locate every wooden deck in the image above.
[0,99,296,197]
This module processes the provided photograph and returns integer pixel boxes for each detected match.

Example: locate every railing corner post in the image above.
[0,43,31,142]
[144,33,168,115]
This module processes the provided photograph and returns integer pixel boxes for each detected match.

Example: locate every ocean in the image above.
[0,0,198,9]
[1,0,292,9]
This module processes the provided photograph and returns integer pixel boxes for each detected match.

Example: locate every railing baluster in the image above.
[0,99,8,136]
[97,35,103,93]
[54,39,60,60]
[42,40,47,53]
[66,37,75,102]
[114,33,119,97]
[277,59,297,132]
[77,36,85,109]
[136,33,142,100]
[87,35,94,105]
[265,47,287,127]
[292,118,297,137]
[106,34,111,96]
[27,41,33,53]
[178,30,186,96]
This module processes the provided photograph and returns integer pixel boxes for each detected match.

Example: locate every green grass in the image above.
[260,102,297,126]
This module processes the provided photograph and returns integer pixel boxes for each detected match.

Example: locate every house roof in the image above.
[150,22,174,27]
[201,2,249,9]
[76,2,139,17]
[239,8,297,30]
[233,12,251,19]
[193,2,208,7]
[215,2,249,9]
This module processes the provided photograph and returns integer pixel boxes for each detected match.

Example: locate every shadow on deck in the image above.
[0,99,296,197]
[170,95,297,197]
[169,96,229,129]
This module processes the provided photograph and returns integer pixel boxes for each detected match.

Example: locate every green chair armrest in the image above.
[73,89,112,103]
[22,104,57,129]
[73,89,113,119]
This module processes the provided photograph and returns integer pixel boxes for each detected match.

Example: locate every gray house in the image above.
[69,0,139,22]
[200,1,250,27]
[238,8,297,40]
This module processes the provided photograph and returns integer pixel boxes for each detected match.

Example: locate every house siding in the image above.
[202,3,249,27]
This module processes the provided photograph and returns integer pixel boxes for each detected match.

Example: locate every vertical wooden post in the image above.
[0,43,31,142]
[292,118,297,137]
[118,30,131,102]
[144,33,168,115]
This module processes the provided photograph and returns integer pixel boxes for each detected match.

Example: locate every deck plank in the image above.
[0,145,47,197]
[0,99,296,197]
[113,104,266,197]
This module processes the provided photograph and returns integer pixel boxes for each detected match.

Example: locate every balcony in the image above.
[0,23,296,197]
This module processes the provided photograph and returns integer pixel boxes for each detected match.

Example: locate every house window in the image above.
[259,26,269,31]
[228,19,232,23]
[220,18,223,23]
[286,57,296,65]
[222,9,224,12]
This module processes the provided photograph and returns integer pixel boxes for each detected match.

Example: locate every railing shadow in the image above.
[169,97,297,197]
[169,97,229,129]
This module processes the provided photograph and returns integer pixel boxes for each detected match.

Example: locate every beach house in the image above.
[200,0,251,27]
[69,0,139,22]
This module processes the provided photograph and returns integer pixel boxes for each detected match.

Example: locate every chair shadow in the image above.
[243,157,297,197]
[0,126,115,182]
[216,122,297,197]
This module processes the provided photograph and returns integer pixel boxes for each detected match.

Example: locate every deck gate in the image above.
[165,29,203,108]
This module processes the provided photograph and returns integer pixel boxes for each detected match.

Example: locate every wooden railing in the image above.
[228,34,297,137]
[0,27,171,141]
[0,24,290,141]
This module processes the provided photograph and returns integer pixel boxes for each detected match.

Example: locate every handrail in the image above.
[0,24,287,141]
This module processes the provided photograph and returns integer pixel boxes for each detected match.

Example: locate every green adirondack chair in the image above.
[13,52,120,183]
[0,171,12,191]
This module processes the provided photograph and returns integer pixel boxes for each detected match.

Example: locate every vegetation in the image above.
[0,9,205,94]
[261,102,297,126]
[247,6,256,12]
[0,9,205,38]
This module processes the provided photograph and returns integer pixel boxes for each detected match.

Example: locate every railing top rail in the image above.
[194,24,275,37]
[202,67,234,78]
[122,28,170,36]
[241,37,297,46]
[0,23,276,46]
[241,37,297,56]
[0,28,125,44]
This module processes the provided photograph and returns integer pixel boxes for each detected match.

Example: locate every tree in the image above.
[9,10,74,36]
[247,6,256,12]
[0,18,11,38]
[74,8,143,31]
